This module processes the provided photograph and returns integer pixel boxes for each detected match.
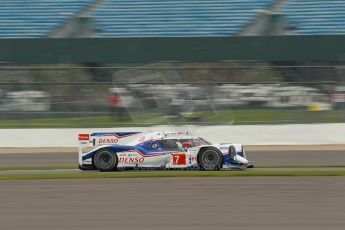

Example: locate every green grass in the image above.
[0,109,344,128]
[1,170,345,180]
[0,114,168,128]
[202,109,345,125]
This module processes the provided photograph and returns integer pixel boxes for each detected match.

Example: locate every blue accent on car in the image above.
[82,144,175,161]
[82,145,135,161]
[223,153,244,165]
[90,132,141,137]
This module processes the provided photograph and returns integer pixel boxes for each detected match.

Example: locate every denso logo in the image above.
[98,138,118,144]
[119,157,144,164]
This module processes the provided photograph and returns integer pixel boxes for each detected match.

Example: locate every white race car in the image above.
[78,131,252,171]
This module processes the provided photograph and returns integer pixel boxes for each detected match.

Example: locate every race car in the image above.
[78,131,253,171]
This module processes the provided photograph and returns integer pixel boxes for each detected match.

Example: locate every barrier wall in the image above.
[1,123,344,147]
[1,36,345,63]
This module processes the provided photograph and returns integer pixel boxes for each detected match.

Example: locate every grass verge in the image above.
[1,109,345,128]
[0,166,76,171]
[1,170,345,180]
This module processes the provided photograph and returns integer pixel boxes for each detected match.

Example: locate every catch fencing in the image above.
[0,63,344,127]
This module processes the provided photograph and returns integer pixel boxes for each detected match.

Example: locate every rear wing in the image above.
[78,132,141,154]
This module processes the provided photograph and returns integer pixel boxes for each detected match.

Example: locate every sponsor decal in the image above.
[151,142,158,149]
[119,157,144,164]
[78,134,89,141]
[172,152,186,165]
[98,138,118,144]
[191,156,197,162]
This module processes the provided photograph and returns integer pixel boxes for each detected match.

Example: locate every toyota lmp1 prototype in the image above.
[78,131,253,171]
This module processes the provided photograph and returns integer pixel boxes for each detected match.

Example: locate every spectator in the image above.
[108,94,126,119]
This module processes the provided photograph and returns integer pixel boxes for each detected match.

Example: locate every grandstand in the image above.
[0,0,344,38]
[0,0,94,38]
[91,0,276,37]
[280,0,345,35]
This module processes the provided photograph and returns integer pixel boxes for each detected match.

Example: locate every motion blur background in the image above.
[1,0,345,128]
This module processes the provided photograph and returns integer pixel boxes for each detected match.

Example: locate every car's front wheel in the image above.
[93,149,118,171]
[198,148,223,171]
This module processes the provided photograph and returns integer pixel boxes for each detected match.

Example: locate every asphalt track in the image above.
[0,149,344,230]
[0,149,344,176]
[0,150,344,167]
[1,167,345,175]
[1,177,344,230]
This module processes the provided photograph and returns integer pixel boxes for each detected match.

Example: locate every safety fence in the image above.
[0,63,344,127]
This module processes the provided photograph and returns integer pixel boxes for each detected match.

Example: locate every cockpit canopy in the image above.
[136,137,210,151]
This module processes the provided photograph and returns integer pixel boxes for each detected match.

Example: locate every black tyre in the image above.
[198,148,223,171]
[93,149,117,171]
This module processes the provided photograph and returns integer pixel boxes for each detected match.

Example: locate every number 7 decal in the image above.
[173,153,186,165]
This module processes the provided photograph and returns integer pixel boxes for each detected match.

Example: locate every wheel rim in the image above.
[95,150,116,170]
[201,149,221,170]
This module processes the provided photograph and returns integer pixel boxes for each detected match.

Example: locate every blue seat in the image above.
[280,0,345,35]
[91,0,276,37]
[0,0,94,38]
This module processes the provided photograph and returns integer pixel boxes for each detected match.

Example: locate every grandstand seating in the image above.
[91,0,276,37]
[280,0,345,35]
[2,0,344,38]
[0,0,93,38]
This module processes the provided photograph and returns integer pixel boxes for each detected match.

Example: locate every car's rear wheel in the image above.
[198,148,223,171]
[93,149,117,171]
